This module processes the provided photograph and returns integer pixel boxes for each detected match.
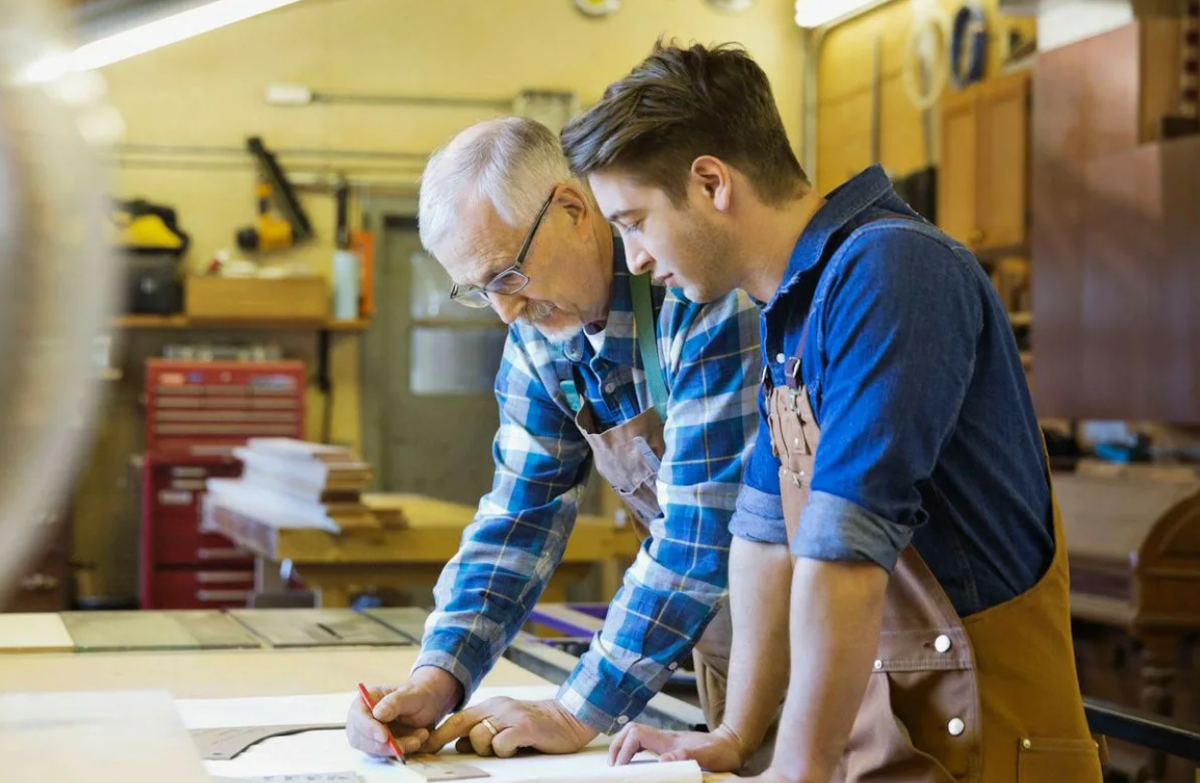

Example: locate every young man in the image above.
[345,117,766,763]
[561,43,1102,783]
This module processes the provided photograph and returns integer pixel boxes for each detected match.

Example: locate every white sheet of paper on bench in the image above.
[175,686,703,783]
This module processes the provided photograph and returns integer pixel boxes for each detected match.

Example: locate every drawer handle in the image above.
[158,490,193,505]
[197,571,253,585]
[196,589,251,603]
[197,548,245,560]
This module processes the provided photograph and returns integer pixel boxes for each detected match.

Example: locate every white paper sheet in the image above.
[175,687,704,783]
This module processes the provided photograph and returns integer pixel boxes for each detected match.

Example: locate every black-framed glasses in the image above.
[450,192,554,309]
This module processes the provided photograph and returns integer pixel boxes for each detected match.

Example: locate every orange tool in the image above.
[356,682,406,764]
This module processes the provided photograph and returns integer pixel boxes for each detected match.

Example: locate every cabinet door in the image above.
[938,89,978,247]
[976,72,1031,253]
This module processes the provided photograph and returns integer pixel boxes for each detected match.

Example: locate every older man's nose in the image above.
[489,292,523,325]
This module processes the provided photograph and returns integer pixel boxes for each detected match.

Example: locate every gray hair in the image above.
[418,117,573,256]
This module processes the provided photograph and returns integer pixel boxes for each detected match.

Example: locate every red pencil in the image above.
[356,682,406,764]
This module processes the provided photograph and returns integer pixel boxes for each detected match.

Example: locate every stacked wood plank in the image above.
[206,438,387,533]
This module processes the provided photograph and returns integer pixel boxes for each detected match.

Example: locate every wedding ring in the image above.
[481,718,499,737]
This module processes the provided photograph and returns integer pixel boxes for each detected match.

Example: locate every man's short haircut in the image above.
[561,39,807,206]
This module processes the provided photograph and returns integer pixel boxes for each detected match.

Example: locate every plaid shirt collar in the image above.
[559,233,638,369]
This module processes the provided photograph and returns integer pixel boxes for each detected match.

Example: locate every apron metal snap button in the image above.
[948,718,965,736]
[776,352,786,363]
[873,659,883,670]
[934,634,952,653]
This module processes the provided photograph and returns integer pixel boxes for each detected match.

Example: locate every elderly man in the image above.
[345,117,762,761]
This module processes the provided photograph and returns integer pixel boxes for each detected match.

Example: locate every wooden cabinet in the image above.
[937,71,1032,256]
[1031,19,1199,422]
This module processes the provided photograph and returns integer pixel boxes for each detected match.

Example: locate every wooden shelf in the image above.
[112,315,369,332]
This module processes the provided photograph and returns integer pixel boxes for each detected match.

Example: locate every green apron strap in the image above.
[629,272,668,419]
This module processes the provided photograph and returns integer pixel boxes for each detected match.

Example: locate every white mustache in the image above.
[519,300,556,326]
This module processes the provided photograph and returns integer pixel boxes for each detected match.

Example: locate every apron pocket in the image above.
[1017,736,1103,783]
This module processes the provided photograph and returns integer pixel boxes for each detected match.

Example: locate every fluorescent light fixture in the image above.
[24,0,306,82]
[793,0,878,27]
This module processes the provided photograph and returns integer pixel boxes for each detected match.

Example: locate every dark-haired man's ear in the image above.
[691,156,732,213]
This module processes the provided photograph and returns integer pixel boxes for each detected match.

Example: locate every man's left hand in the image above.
[425,697,598,758]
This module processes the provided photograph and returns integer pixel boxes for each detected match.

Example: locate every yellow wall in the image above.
[103,0,805,284]
[76,0,805,602]
[815,0,1036,188]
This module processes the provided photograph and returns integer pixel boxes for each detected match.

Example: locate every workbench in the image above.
[0,606,709,783]
[204,493,642,607]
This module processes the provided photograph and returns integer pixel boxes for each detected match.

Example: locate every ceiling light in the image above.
[793,0,878,28]
[24,0,307,82]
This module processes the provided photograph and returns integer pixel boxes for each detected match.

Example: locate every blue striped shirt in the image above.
[414,245,762,734]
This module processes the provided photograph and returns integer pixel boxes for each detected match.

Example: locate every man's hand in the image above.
[426,697,598,758]
[608,723,745,771]
[346,667,463,758]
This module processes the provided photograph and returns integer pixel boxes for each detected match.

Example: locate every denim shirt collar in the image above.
[763,165,895,315]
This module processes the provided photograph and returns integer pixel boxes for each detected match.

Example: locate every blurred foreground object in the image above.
[0,0,121,608]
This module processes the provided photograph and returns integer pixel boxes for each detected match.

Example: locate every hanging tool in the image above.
[236,136,315,252]
[949,2,987,91]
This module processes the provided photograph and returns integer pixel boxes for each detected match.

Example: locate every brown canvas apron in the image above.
[767,339,1104,782]
[564,273,735,737]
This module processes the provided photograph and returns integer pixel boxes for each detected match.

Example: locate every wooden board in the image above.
[0,613,74,653]
[363,607,429,642]
[63,610,206,651]
[0,690,211,783]
[0,648,546,698]
[174,610,269,649]
[1055,473,1200,561]
[230,609,416,648]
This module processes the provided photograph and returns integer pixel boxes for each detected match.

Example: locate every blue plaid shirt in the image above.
[414,240,762,734]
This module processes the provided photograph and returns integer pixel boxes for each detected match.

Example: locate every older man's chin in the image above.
[535,321,584,345]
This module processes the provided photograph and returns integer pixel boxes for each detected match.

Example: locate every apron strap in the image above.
[630,272,668,419]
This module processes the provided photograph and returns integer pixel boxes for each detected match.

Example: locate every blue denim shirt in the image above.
[728,165,1053,617]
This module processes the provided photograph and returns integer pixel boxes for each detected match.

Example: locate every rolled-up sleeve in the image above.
[795,230,982,572]
[729,392,787,544]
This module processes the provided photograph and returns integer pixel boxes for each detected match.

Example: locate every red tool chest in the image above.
[140,359,306,609]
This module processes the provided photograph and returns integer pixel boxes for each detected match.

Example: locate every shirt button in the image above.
[775,352,786,363]
[934,634,952,653]
[668,662,679,671]
[948,718,965,736]
[616,715,629,725]
[604,382,616,394]
[873,659,883,670]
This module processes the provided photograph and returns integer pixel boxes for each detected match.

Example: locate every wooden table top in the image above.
[208,494,641,565]
[0,646,545,698]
